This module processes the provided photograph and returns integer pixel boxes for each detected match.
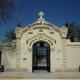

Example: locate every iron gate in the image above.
[32,41,50,72]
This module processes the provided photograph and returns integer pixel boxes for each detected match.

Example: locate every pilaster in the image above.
[16,38,21,69]
[62,39,67,70]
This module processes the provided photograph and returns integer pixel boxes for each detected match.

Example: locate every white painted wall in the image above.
[66,41,80,71]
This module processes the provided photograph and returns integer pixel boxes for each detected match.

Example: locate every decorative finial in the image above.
[38,11,44,19]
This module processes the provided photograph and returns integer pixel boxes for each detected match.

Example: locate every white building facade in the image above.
[0,11,80,72]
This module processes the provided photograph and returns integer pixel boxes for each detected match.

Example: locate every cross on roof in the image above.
[38,11,44,19]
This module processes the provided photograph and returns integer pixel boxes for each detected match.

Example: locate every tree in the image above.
[3,22,23,42]
[17,22,23,27]
[65,22,80,42]
[0,0,23,23]
[5,30,16,42]
[76,26,80,41]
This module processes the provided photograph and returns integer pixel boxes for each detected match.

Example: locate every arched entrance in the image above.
[32,41,50,72]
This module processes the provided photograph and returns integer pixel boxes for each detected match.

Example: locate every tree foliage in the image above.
[5,30,16,42]
[65,22,80,42]
[3,22,23,42]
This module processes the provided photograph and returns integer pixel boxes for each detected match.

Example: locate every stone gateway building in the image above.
[0,11,80,72]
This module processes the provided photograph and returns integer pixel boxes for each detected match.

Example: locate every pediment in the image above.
[16,11,68,39]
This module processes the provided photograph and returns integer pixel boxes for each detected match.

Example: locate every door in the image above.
[32,41,50,72]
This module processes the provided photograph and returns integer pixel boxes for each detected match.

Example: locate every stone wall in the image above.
[1,41,16,71]
[66,40,80,72]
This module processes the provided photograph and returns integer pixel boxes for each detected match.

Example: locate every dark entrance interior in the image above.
[0,51,2,65]
[0,51,4,72]
[32,41,50,72]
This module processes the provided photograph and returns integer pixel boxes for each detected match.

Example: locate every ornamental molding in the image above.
[60,27,68,38]
[26,33,56,46]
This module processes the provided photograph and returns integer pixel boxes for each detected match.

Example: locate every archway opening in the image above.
[32,41,50,72]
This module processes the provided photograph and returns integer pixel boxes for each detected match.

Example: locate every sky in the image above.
[0,0,80,41]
